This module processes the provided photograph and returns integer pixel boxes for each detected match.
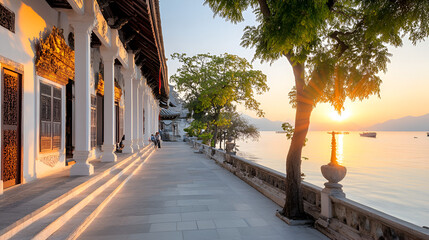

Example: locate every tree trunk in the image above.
[281,62,314,219]
[212,111,220,147]
[213,124,218,147]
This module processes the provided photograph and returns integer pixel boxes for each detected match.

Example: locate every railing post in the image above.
[319,132,347,222]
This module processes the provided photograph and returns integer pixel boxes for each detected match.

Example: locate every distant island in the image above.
[366,113,429,131]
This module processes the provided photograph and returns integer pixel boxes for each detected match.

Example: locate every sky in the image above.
[159,1,429,130]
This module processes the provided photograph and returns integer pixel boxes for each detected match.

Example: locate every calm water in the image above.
[236,131,429,227]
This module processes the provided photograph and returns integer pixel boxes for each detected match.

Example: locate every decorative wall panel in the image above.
[39,152,60,167]
[0,3,15,33]
[3,73,18,125]
[36,27,74,85]
[94,1,111,47]
[2,69,21,188]
[2,130,18,181]
[114,82,122,102]
[96,73,104,96]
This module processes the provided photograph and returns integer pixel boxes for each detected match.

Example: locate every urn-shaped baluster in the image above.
[321,131,347,189]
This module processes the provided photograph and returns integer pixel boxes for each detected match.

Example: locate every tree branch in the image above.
[329,31,349,57]
[258,0,271,19]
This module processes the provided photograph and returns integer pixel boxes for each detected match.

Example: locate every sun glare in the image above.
[329,109,351,122]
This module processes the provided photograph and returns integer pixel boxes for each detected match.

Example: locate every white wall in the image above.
[0,0,65,183]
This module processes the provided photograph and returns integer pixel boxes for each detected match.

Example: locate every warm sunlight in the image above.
[329,109,351,122]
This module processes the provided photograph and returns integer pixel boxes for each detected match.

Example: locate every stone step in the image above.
[48,153,149,240]
[0,145,153,240]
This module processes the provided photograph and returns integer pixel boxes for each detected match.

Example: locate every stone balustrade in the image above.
[188,139,429,240]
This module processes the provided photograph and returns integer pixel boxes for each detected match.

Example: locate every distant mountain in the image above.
[366,113,429,131]
[242,115,285,131]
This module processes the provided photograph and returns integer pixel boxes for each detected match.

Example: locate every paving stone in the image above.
[245,217,268,227]
[197,220,216,230]
[149,222,177,232]
[126,231,183,240]
[214,218,248,228]
[177,221,198,230]
[183,229,219,240]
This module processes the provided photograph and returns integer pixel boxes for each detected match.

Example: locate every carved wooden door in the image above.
[1,68,22,189]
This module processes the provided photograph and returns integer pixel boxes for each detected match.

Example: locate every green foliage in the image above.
[198,132,213,145]
[171,52,268,145]
[281,122,307,146]
[184,120,206,137]
[281,122,294,140]
[171,53,268,117]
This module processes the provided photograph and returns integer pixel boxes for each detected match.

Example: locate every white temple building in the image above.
[0,0,168,194]
[160,85,190,142]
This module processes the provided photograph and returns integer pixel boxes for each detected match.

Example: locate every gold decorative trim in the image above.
[96,73,104,96]
[36,26,74,86]
[114,82,122,102]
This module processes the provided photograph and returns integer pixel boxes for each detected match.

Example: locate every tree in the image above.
[218,111,259,148]
[171,53,268,147]
[204,0,429,219]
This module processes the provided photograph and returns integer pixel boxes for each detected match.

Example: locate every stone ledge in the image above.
[276,211,314,226]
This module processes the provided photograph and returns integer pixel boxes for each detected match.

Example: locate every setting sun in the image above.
[329,109,352,122]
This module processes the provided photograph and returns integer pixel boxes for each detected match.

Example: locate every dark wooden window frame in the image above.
[40,81,62,152]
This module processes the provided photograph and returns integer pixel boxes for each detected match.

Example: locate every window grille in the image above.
[40,82,62,151]
[91,95,97,148]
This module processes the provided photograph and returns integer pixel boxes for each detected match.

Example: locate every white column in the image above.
[156,103,159,132]
[153,101,157,132]
[100,48,117,162]
[132,78,139,151]
[153,104,156,132]
[152,100,155,133]
[143,90,149,145]
[138,83,144,148]
[70,21,95,176]
[122,69,134,153]
[149,97,154,135]
[146,95,151,139]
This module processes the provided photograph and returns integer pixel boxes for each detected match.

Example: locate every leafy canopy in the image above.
[170,53,268,117]
[204,0,429,112]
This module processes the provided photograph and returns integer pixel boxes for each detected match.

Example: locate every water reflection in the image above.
[329,131,345,166]
[337,134,344,165]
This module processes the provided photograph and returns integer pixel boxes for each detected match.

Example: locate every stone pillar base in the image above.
[138,139,144,149]
[101,144,117,162]
[122,140,134,154]
[321,186,345,218]
[132,140,140,151]
[70,151,94,176]
[0,180,3,195]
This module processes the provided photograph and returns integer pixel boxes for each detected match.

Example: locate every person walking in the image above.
[150,134,157,148]
[155,132,161,148]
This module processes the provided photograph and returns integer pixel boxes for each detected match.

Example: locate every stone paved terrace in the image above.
[78,142,328,240]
